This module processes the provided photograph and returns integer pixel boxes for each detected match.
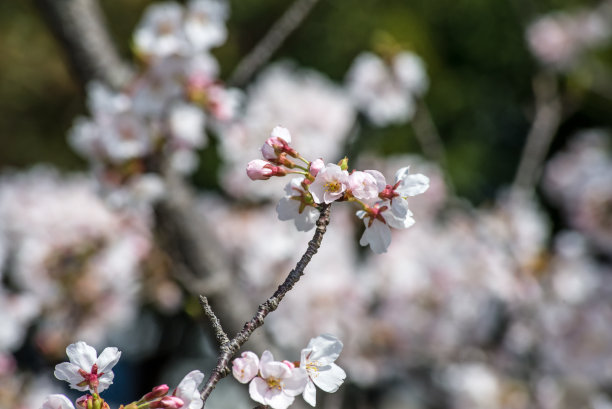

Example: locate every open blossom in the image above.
[348,171,378,200]
[277,178,320,232]
[309,164,349,204]
[54,342,121,393]
[357,204,415,254]
[184,0,229,52]
[172,370,204,409]
[346,51,428,126]
[133,2,186,59]
[233,351,260,384]
[249,351,307,409]
[41,394,75,409]
[386,167,430,218]
[300,334,346,407]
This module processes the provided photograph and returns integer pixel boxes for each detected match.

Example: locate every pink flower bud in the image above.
[309,158,324,177]
[261,126,297,159]
[150,396,184,409]
[282,360,295,369]
[247,160,274,180]
[246,160,287,180]
[143,385,170,401]
[76,395,90,409]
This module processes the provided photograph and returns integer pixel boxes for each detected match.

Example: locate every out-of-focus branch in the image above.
[154,172,260,337]
[199,204,332,404]
[34,0,132,89]
[228,0,322,87]
[412,98,447,166]
[512,72,562,196]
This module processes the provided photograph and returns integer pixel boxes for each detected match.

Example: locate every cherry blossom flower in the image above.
[276,178,320,232]
[184,0,228,52]
[300,334,346,407]
[133,2,186,59]
[249,351,307,409]
[384,167,430,218]
[348,171,379,201]
[346,51,428,126]
[168,102,207,149]
[309,164,349,204]
[41,394,75,409]
[233,351,260,384]
[53,342,121,393]
[172,370,204,409]
[356,204,415,254]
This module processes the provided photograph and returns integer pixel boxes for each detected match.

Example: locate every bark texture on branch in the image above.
[34,0,132,89]
[199,204,332,404]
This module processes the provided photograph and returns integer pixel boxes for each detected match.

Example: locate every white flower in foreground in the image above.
[348,171,379,201]
[357,204,415,254]
[54,342,121,393]
[233,351,260,384]
[41,394,75,409]
[300,334,346,407]
[249,351,307,409]
[277,178,320,232]
[389,167,430,218]
[309,164,349,204]
[173,370,205,409]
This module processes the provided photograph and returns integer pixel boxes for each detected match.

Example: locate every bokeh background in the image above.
[2,0,612,408]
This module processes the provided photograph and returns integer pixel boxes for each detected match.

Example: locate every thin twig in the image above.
[199,296,230,346]
[512,72,562,196]
[199,204,332,404]
[228,0,322,87]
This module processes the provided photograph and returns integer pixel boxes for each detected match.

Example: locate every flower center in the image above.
[305,361,320,378]
[266,376,282,390]
[324,181,341,193]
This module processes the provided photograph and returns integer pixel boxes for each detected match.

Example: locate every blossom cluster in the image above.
[70,0,240,206]
[346,49,428,126]
[526,2,612,70]
[232,334,346,409]
[246,126,429,253]
[42,341,203,409]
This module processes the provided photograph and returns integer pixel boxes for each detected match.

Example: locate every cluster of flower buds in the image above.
[246,127,430,253]
[232,334,346,409]
[41,342,203,409]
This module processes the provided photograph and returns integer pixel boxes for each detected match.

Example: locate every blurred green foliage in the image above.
[0,0,609,202]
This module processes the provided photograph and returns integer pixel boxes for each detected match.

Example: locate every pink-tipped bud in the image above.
[261,126,298,159]
[309,158,324,177]
[282,360,295,369]
[150,396,184,409]
[76,395,90,409]
[143,385,170,401]
[246,160,287,180]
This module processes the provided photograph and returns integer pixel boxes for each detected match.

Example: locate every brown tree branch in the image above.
[228,0,322,87]
[34,0,133,89]
[199,203,332,404]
